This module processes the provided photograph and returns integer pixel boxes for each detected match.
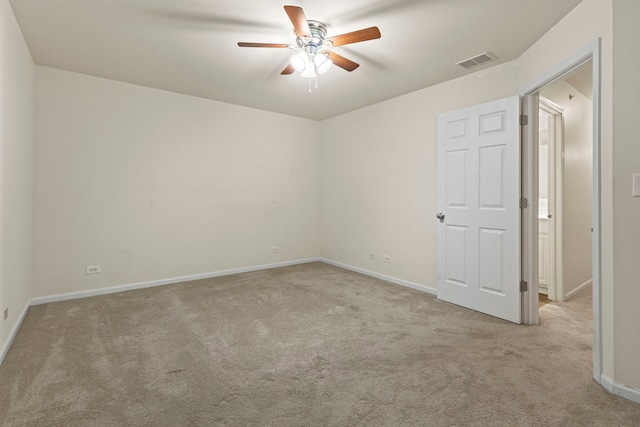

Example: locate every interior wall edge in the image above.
[0,0,36,370]
[0,302,31,366]
[319,258,437,296]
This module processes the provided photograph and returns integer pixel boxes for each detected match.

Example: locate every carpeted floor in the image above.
[1,262,639,426]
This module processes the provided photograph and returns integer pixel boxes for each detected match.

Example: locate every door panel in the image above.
[437,96,521,323]
[445,225,468,286]
[479,146,505,208]
[479,228,505,294]
[446,150,468,207]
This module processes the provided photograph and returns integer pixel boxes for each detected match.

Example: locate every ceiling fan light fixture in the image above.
[315,53,332,74]
[290,52,307,72]
[238,6,380,90]
[300,61,317,78]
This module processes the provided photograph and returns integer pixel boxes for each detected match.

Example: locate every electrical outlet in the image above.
[368,253,376,260]
[384,255,392,263]
[271,246,279,253]
[86,265,101,275]
[3,308,7,320]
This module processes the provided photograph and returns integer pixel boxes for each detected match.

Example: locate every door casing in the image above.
[538,97,564,302]
[519,39,602,383]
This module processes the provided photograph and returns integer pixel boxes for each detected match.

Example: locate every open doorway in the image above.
[537,98,562,303]
[538,63,594,306]
[520,39,602,382]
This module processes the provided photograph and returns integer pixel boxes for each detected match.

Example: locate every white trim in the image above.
[538,97,564,115]
[26,258,435,308]
[520,93,540,325]
[519,38,603,386]
[0,302,31,365]
[30,258,321,306]
[319,258,437,295]
[600,375,640,404]
[538,97,564,303]
[519,41,597,95]
[564,279,593,301]
[591,38,604,386]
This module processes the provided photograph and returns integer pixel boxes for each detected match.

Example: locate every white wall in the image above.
[540,80,593,297]
[612,0,640,391]
[320,62,517,288]
[33,67,320,298]
[0,2,35,356]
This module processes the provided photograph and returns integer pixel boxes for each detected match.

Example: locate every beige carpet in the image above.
[1,262,639,426]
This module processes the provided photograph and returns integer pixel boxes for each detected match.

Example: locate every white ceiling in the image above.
[9,0,583,120]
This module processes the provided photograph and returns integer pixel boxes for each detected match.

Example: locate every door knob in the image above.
[436,213,445,223]
[547,214,553,219]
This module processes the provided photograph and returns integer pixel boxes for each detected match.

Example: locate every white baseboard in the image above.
[31,258,321,306]
[319,258,437,295]
[564,278,593,301]
[30,257,436,308]
[600,374,640,404]
[0,301,31,366]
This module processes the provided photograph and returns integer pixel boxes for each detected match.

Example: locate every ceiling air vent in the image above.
[456,52,497,69]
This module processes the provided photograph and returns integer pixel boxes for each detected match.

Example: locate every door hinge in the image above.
[520,281,528,292]
[519,197,528,209]
[520,114,529,126]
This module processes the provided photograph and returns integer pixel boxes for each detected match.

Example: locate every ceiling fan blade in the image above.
[284,5,311,38]
[326,26,381,47]
[327,52,359,72]
[281,64,295,75]
[238,42,290,48]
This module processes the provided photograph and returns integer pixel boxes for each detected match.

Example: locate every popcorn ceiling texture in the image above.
[1,262,639,426]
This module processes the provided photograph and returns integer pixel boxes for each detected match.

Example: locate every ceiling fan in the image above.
[238,5,381,79]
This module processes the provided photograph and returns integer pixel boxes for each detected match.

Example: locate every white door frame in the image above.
[519,39,602,382]
[538,97,564,302]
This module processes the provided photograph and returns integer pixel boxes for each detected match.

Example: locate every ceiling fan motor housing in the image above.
[296,20,331,53]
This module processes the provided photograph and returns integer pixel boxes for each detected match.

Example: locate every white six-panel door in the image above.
[436,96,521,323]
